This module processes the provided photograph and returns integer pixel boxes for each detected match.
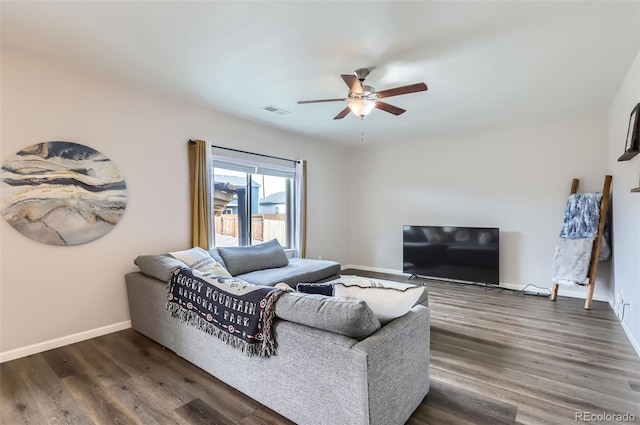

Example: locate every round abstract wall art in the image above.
[1,141,128,245]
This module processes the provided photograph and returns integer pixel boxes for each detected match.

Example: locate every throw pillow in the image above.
[274,291,381,340]
[333,277,424,324]
[203,261,232,278]
[296,282,334,296]
[168,246,234,277]
[217,239,289,276]
[168,246,216,272]
[207,248,228,269]
[134,254,187,282]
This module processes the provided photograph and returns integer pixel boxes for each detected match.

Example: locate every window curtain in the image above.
[188,139,212,249]
[293,160,307,258]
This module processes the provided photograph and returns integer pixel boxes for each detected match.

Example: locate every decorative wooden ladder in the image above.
[551,175,612,309]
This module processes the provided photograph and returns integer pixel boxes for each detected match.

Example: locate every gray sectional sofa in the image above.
[126,242,430,425]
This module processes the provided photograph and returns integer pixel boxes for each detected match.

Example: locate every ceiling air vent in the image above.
[263,105,290,115]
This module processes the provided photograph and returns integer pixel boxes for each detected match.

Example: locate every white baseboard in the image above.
[341,264,609,302]
[341,264,402,276]
[0,321,131,363]
[621,321,640,358]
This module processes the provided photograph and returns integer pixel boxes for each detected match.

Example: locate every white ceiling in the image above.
[2,1,639,145]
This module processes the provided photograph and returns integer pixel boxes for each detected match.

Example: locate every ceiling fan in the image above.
[298,68,428,120]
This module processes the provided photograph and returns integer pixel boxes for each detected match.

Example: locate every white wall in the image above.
[346,113,612,300]
[608,49,640,354]
[0,49,350,359]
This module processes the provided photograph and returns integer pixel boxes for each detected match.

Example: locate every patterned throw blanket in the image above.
[167,267,289,357]
[558,192,602,239]
[552,192,609,285]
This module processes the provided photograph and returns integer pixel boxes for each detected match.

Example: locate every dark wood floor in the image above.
[2,269,639,425]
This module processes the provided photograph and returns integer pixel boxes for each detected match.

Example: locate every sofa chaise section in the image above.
[234,257,340,286]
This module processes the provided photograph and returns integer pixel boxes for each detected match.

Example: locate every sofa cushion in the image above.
[333,277,425,324]
[275,292,381,340]
[236,257,340,287]
[217,239,289,276]
[134,254,185,282]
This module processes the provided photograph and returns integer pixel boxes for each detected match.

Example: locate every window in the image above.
[210,150,304,256]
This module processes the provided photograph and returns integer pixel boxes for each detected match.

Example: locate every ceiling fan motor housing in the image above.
[354,68,371,82]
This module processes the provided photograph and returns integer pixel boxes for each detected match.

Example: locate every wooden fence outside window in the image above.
[214,214,286,245]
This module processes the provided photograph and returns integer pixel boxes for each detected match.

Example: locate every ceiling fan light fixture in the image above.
[348,98,376,118]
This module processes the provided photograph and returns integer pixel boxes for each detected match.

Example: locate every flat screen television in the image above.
[403,225,499,285]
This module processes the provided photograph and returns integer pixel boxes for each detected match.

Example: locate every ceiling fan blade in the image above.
[375,101,406,116]
[341,74,363,94]
[298,98,347,104]
[376,82,428,99]
[333,106,352,120]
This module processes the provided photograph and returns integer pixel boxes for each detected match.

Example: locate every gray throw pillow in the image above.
[217,239,289,276]
[207,248,227,269]
[275,292,381,340]
[134,255,186,282]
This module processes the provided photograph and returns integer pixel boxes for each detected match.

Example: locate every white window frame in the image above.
[210,150,304,257]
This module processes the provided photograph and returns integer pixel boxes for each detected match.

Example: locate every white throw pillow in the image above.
[169,246,215,271]
[169,247,233,277]
[205,261,232,278]
[333,277,423,324]
[168,247,210,269]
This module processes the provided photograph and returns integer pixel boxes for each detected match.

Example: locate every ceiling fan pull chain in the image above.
[360,123,365,144]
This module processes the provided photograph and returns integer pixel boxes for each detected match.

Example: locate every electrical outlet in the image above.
[616,292,623,304]
[318,255,322,260]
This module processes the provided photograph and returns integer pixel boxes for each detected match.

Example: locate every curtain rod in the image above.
[189,140,299,164]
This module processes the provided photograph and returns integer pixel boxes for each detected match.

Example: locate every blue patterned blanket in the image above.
[559,192,601,239]
[167,267,289,356]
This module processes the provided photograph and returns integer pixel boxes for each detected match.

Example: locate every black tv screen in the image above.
[403,225,499,285]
